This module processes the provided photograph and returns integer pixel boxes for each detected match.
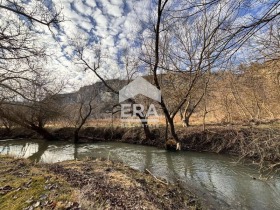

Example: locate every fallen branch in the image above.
[145,169,168,185]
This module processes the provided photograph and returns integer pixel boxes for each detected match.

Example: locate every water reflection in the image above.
[0,139,279,210]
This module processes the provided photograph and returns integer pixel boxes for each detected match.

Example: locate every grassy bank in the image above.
[0,156,200,210]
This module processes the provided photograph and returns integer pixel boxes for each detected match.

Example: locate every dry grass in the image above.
[178,126,280,176]
[0,156,77,210]
[0,156,201,209]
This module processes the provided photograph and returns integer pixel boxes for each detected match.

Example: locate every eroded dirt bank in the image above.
[0,156,201,210]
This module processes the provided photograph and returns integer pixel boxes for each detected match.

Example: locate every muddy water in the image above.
[0,139,279,209]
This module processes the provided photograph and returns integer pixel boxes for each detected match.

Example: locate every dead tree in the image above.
[141,0,280,146]
[72,87,98,143]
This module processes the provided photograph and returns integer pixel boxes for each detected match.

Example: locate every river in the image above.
[0,139,279,209]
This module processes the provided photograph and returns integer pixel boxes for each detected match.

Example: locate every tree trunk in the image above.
[143,124,153,140]
[202,103,207,131]
[165,117,169,142]
[169,119,179,142]
[30,125,56,140]
[165,116,181,151]
[168,116,181,147]
[182,116,190,127]
[135,112,154,140]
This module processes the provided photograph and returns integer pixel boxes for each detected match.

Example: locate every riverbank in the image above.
[0,155,200,210]
[1,125,279,173]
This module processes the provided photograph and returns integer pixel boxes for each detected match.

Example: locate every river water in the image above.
[0,139,279,209]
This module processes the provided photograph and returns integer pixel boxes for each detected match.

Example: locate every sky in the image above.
[37,0,153,91]
[9,0,278,92]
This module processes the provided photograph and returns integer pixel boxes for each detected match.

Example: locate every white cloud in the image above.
[85,0,97,8]
[34,0,150,91]
[99,0,123,17]
[3,0,277,94]
[74,0,93,16]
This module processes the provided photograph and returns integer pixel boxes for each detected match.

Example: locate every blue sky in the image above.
[7,0,277,91]
[40,0,151,89]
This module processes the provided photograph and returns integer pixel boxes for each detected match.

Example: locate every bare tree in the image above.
[255,19,280,61]
[0,0,63,100]
[72,39,156,140]
[0,115,15,133]
[0,73,63,140]
[141,0,280,146]
[63,86,98,143]
[67,0,279,148]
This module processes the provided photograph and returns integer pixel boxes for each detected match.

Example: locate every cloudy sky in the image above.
[19,0,278,91]
[37,0,153,91]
